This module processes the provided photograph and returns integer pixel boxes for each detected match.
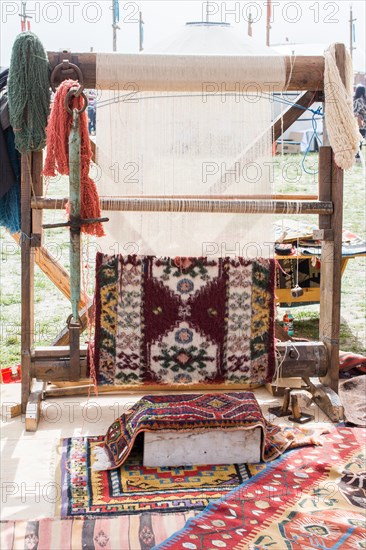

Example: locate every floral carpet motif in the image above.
[94,393,299,471]
[59,435,250,518]
[155,427,366,550]
[92,255,275,387]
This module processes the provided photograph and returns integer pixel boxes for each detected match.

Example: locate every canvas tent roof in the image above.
[148,21,280,55]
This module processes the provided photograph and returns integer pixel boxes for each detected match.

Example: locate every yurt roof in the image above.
[147,22,281,55]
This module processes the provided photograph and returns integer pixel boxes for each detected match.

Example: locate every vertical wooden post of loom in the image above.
[318,44,345,395]
[31,151,43,246]
[20,153,34,413]
[68,110,81,380]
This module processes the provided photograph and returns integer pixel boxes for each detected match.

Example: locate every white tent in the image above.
[149,21,278,55]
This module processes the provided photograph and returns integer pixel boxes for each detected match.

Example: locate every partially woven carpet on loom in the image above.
[59,434,250,518]
[156,427,366,550]
[92,255,275,387]
[85,393,320,472]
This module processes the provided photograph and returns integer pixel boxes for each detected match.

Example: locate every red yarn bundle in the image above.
[43,79,104,237]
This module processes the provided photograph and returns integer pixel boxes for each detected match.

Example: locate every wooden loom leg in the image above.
[320,46,344,397]
[307,46,346,422]
[31,151,43,246]
[21,153,34,415]
[308,147,344,422]
[25,380,47,432]
[24,152,48,430]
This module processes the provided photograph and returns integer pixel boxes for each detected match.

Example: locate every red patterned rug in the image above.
[92,393,310,471]
[92,255,275,387]
[155,427,366,549]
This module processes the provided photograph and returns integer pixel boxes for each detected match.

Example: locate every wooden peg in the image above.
[268,387,292,417]
[289,394,313,424]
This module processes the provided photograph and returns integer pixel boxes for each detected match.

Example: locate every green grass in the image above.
[276,154,366,353]
[0,153,365,368]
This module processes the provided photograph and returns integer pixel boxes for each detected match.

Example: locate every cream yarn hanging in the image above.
[324,43,360,170]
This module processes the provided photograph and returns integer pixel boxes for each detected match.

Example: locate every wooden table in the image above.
[275,253,365,305]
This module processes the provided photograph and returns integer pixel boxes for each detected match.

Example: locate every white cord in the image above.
[274,345,287,390]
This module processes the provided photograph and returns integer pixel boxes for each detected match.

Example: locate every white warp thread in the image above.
[324,44,360,170]
[95,26,286,258]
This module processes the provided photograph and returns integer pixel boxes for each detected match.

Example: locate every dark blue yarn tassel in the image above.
[0,128,21,233]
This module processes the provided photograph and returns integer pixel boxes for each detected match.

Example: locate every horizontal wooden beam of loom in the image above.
[48,52,325,92]
[32,197,332,215]
[32,194,319,210]
[31,342,327,383]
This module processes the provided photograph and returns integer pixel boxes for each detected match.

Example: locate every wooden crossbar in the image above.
[48,52,325,91]
[32,197,332,215]
[32,194,319,210]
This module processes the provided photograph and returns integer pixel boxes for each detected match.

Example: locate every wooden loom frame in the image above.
[19,45,347,430]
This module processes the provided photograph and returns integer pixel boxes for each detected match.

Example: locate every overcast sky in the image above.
[1,1,365,70]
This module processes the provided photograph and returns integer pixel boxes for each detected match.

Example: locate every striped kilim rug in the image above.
[0,512,195,550]
[59,434,250,518]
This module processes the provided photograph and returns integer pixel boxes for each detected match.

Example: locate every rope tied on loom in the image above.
[8,32,50,153]
[43,79,104,237]
[324,43,360,170]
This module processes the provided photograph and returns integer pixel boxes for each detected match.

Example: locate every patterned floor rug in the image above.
[59,434,251,518]
[0,512,195,550]
[155,427,366,549]
[92,254,275,387]
[91,393,319,471]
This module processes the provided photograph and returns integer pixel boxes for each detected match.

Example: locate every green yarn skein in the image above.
[8,32,51,153]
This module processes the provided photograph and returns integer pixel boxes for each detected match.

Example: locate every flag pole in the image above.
[266,0,271,47]
[112,0,120,52]
[139,11,144,52]
[248,11,253,37]
[349,4,356,60]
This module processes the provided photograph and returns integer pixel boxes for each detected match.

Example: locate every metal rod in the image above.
[69,110,81,321]
[32,197,332,215]
[42,216,109,230]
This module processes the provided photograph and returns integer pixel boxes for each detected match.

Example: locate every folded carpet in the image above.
[92,392,324,471]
